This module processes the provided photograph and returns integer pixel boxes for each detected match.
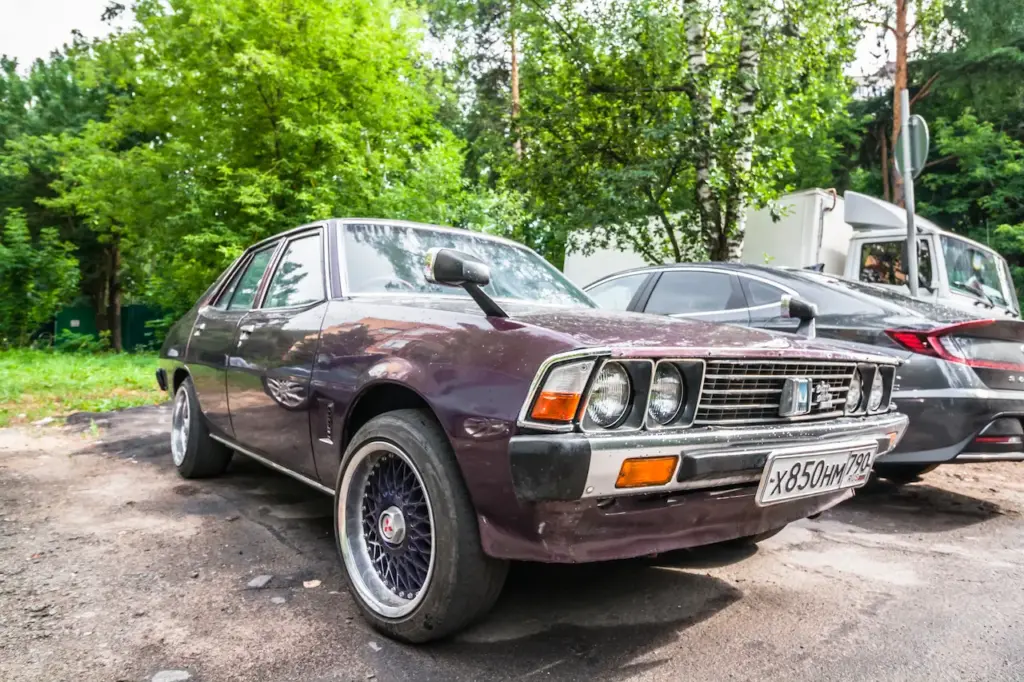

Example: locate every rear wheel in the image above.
[874,463,939,486]
[170,378,233,479]
[335,409,508,643]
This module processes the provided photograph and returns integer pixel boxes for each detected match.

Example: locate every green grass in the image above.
[0,349,166,427]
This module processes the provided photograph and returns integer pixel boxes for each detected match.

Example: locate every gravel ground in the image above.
[1,405,1023,682]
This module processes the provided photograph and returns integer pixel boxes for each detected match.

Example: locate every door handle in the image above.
[237,323,255,346]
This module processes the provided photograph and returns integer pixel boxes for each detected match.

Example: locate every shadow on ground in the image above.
[827,477,1007,534]
[372,564,742,682]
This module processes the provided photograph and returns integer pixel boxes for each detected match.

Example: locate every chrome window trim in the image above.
[256,227,329,311]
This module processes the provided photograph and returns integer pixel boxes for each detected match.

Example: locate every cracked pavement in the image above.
[1,404,1022,681]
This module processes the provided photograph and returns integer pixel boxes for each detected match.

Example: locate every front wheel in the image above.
[335,409,508,643]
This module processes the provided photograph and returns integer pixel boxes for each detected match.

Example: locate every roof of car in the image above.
[246,218,528,253]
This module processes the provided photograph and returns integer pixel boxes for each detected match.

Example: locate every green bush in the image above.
[54,329,111,353]
[0,210,80,347]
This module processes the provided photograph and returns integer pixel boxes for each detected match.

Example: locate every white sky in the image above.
[0,0,120,69]
[2,0,888,78]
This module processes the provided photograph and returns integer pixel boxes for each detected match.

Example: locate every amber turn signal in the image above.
[530,391,583,422]
[615,456,679,489]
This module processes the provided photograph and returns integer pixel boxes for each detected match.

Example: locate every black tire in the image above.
[334,409,508,643]
[170,377,233,479]
[874,463,939,486]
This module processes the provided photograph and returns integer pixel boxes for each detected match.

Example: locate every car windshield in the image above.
[942,235,1013,309]
[343,223,595,307]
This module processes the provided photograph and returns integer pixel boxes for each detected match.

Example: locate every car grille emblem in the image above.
[779,377,811,417]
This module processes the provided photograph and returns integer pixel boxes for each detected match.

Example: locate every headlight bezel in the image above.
[867,366,886,413]
[647,362,685,426]
[585,361,634,429]
[845,369,864,415]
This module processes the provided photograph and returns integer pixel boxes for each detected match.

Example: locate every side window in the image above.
[262,234,325,308]
[227,245,277,311]
[586,273,648,311]
[742,277,787,307]
[859,239,933,286]
[644,271,742,315]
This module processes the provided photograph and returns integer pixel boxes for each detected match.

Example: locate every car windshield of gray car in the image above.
[342,223,595,307]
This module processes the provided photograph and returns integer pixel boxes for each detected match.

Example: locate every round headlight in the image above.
[587,362,631,428]
[845,371,863,414]
[648,363,684,425]
[868,369,884,412]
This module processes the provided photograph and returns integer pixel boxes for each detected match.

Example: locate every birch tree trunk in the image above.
[682,0,718,253]
[721,0,765,261]
[510,0,523,159]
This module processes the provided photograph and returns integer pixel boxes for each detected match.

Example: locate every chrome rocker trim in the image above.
[210,434,335,495]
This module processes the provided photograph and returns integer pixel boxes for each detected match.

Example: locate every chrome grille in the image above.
[695,360,856,426]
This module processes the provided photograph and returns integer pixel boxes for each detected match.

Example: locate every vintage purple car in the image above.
[157,219,908,642]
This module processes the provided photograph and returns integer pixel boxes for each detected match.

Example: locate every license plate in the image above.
[755,445,877,507]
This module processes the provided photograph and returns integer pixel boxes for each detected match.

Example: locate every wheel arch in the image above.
[342,381,441,453]
[171,366,191,394]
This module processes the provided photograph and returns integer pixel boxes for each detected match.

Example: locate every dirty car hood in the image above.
[389,297,896,363]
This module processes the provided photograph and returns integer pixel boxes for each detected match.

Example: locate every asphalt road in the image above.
[1,405,1022,682]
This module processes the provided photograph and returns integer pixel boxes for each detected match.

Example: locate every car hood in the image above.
[382,296,897,364]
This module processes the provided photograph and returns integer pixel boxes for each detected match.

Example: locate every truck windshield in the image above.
[941,235,1014,310]
[343,223,595,307]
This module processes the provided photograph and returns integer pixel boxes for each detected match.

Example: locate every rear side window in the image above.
[742,277,787,307]
[263,234,325,308]
[644,271,743,315]
[226,245,277,311]
[586,273,648,311]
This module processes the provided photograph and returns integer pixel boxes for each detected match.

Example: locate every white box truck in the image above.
[564,189,1020,318]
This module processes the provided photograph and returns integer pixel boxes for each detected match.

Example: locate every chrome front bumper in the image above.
[509,412,909,502]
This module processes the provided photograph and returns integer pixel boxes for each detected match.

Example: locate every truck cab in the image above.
[841,192,1019,319]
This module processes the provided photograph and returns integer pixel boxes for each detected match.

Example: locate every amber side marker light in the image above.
[529,360,594,423]
[615,456,679,489]
[886,431,901,452]
[531,392,583,422]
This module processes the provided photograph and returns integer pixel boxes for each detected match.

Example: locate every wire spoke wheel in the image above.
[339,440,435,618]
[170,387,191,466]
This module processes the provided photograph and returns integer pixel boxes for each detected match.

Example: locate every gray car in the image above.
[585,263,1024,484]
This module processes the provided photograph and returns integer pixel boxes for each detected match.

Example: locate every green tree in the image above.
[0,209,79,346]
[506,0,857,264]
[14,0,507,341]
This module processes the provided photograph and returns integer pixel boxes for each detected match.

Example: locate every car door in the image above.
[184,244,279,437]
[225,228,329,479]
[739,274,800,334]
[639,269,750,324]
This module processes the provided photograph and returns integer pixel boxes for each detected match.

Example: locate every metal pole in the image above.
[900,88,919,297]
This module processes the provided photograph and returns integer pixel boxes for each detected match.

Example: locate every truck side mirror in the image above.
[781,295,818,340]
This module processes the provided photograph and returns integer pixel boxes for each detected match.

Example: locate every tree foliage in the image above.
[501,0,858,264]
[0,209,79,346]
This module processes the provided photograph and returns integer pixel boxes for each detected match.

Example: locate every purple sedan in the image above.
[157,219,908,642]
